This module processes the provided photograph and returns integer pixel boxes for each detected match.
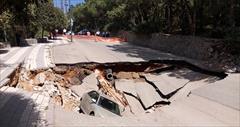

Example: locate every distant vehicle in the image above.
[66,31,75,35]
[96,31,100,36]
[78,29,89,35]
[79,90,122,117]
[100,31,110,37]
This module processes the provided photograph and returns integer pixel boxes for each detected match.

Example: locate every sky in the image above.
[53,0,84,11]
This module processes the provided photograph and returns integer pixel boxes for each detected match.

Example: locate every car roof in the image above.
[89,90,117,104]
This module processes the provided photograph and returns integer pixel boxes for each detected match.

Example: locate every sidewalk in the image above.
[0,46,33,87]
[0,37,69,88]
[0,86,50,127]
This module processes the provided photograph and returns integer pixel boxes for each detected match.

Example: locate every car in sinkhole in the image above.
[79,90,123,117]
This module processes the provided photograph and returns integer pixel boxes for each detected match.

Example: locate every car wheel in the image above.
[89,112,95,116]
[79,108,83,113]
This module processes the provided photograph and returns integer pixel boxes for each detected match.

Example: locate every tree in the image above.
[0,0,53,45]
[0,11,13,42]
[69,0,240,40]
[36,3,67,38]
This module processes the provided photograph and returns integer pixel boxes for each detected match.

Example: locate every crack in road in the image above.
[5,60,227,117]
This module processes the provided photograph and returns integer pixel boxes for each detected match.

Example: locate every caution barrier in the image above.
[63,35,126,43]
[95,36,126,43]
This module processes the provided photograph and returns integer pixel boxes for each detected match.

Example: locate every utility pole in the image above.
[70,18,73,42]
[64,0,68,14]
[69,0,73,42]
[61,0,64,12]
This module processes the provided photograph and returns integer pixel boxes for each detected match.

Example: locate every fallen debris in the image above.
[94,69,131,108]
[8,67,83,111]
[115,72,140,79]
[6,60,227,116]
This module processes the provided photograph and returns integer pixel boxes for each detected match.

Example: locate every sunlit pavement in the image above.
[0,39,69,87]
[0,37,239,126]
[48,38,240,126]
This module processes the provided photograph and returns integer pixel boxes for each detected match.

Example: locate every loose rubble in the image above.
[8,67,88,111]
[94,69,131,108]
[7,61,227,116]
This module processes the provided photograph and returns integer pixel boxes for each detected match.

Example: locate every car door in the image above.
[80,93,89,114]
[86,91,99,114]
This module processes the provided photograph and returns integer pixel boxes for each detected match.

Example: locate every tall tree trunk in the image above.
[229,0,235,27]
[42,27,44,38]
[185,0,193,35]
[180,0,193,35]
[3,29,7,42]
[180,0,187,34]
[192,0,196,36]
[197,0,204,33]
[165,0,173,33]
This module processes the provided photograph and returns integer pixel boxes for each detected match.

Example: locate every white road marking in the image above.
[2,39,67,73]
[44,45,55,68]
[24,45,42,70]
[0,67,7,76]
[1,47,30,77]
[0,47,19,59]
[4,47,29,64]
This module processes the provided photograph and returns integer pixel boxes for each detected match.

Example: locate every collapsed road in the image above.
[6,60,227,116]
[0,38,239,126]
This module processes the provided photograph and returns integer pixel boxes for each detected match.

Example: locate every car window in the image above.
[88,91,99,102]
[98,96,120,115]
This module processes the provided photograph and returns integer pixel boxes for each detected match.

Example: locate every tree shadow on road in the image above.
[164,68,221,83]
[107,43,225,83]
[0,91,43,127]
[107,43,179,61]
[0,49,8,54]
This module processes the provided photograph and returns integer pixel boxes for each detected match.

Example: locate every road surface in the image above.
[52,39,180,64]
[50,38,240,126]
[0,37,239,126]
[0,39,68,87]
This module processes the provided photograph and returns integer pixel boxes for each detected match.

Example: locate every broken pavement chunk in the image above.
[33,72,46,86]
[17,80,34,92]
[53,66,68,74]
[81,73,98,90]
[42,81,60,97]
[115,72,140,79]
[143,72,189,96]
[135,82,169,109]
[115,79,138,97]
[124,94,145,115]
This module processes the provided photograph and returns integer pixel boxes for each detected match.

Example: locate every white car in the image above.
[66,31,75,35]
[79,90,122,117]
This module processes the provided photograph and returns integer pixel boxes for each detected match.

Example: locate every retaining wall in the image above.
[122,32,221,60]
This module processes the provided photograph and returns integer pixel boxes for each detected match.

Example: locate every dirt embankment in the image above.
[120,31,240,72]
[6,61,227,116]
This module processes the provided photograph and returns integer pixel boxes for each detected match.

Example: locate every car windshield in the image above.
[88,91,99,103]
[98,96,120,115]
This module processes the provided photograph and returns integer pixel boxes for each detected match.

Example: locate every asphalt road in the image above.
[0,38,239,126]
[53,39,240,111]
[50,38,240,126]
[52,39,180,64]
[0,39,68,87]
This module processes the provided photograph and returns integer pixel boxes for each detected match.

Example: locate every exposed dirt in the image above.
[7,60,227,116]
[207,41,240,72]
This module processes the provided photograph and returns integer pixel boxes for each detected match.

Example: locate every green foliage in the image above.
[0,0,64,42]
[1,0,239,41]
[35,28,49,38]
[0,11,13,42]
[37,3,67,32]
[0,11,12,29]
[69,0,240,40]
